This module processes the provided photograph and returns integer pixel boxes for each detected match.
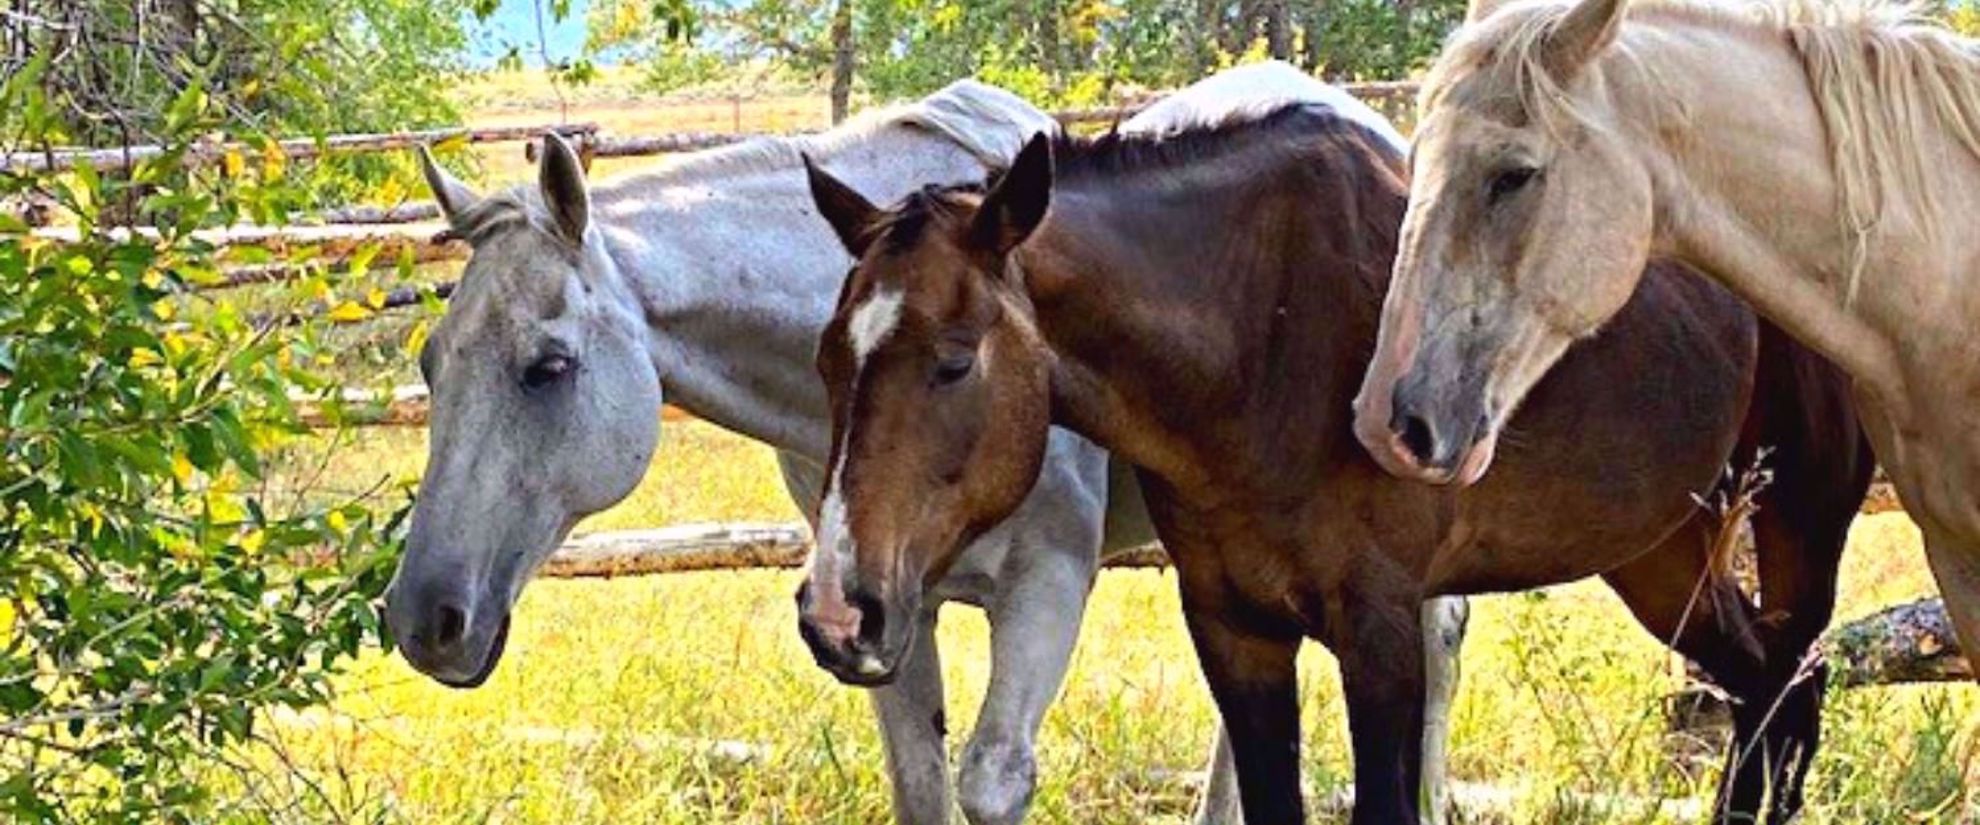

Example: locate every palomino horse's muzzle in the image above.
[1355,342,1500,487]
[794,579,904,687]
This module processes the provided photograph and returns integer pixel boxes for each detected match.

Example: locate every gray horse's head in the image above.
[384,135,661,686]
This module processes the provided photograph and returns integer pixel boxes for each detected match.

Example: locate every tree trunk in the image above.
[829,0,855,124]
[1038,0,1063,75]
[1263,0,1292,60]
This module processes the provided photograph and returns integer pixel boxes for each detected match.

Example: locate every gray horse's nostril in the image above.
[432,602,468,649]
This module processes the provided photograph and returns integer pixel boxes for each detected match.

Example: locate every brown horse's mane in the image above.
[874,102,1389,254]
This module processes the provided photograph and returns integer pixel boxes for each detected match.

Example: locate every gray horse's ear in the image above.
[418,145,482,232]
[1543,0,1627,78]
[971,131,1052,258]
[538,132,591,244]
[803,154,882,258]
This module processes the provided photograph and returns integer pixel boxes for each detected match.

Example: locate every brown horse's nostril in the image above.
[851,587,887,647]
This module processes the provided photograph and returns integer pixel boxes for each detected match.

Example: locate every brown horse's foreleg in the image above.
[1184,609,1304,825]
[1604,524,1786,825]
[1328,586,1427,825]
[1739,432,1869,823]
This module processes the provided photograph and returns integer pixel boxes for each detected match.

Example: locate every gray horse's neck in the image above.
[591,127,995,460]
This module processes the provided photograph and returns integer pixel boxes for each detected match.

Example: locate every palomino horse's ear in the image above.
[418,145,482,233]
[802,153,883,258]
[538,132,591,245]
[971,131,1053,258]
[1465,0,1509,22]
[1543,0,1628,78]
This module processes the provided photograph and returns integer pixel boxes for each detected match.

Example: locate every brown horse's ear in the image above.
[971,132,1053,258]
[418,145,483,234]
[804,154,883,258]
[538,133,591,244]
[1543,0,1627,79]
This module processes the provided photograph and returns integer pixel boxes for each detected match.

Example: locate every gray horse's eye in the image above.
[521,354,575,393]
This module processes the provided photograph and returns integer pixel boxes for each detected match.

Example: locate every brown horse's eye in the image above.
[1486,165,1540,205]
[521,354,575,393]
[933,353,974,387]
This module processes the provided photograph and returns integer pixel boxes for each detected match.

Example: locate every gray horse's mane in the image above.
[449,80,1057,243]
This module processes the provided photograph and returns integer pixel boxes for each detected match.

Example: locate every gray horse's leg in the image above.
[1193,727,1245,825]
[1417,595,1468,825]
[1189,595,1470,825]
[872,607,955,825]
[956,545,1097,825]
[776,450,955,824]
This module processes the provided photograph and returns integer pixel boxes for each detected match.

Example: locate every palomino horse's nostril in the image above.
[1396,413,1439,467]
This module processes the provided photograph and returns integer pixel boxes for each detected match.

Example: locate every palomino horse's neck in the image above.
[587,128,995,459]
[1621,12,1980,418]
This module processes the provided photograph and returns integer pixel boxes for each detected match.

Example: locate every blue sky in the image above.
[464,0,595,67]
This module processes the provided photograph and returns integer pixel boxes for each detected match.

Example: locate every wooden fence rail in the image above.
[534,521,1961,686]
[1,122,599,175]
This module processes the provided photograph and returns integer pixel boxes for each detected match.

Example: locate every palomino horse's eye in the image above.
[932,353,974,387]
[1486,166,1540,205]
[520,354,575,393]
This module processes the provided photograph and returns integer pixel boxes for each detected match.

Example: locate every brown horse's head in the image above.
[793,135,1057,686]
[1353,0,1652,487]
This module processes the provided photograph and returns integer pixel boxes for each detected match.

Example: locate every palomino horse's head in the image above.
[1354,0,1652,486]
[793,136,1056,685]
[384,135,661,687]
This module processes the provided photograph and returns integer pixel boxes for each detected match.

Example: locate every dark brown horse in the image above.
[794,105,1873,824]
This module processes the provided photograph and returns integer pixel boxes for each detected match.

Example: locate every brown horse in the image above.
[794,106,1872,824]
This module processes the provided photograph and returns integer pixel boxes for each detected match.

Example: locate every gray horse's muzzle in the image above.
[383,577,513,688]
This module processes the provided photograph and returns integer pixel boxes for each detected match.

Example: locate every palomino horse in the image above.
[798,107,1871,823]
[379,72,1464,823]
[1353,0,1980,668]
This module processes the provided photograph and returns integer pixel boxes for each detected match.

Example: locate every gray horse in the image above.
[382,66,1466,824]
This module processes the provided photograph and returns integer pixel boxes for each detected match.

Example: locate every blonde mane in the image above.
[1427,0,1980,305]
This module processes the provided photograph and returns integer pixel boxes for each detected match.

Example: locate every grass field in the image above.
[245,421,1978,825]
[234,75,1978,824]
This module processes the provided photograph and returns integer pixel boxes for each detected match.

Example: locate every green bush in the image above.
[0,57,406,824]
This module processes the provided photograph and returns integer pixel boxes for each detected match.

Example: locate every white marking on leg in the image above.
[849,287,904,364]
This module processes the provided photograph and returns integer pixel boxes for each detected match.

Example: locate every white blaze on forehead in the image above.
[848,287,904,364]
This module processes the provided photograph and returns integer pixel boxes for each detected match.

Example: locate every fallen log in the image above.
[2,122,599,174]
[1828,598,1971,687]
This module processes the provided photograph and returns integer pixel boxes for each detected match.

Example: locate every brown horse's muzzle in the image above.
[794,578,916,687]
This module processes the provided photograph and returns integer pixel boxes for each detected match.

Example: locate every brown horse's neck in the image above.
[1019,111,1409,494]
